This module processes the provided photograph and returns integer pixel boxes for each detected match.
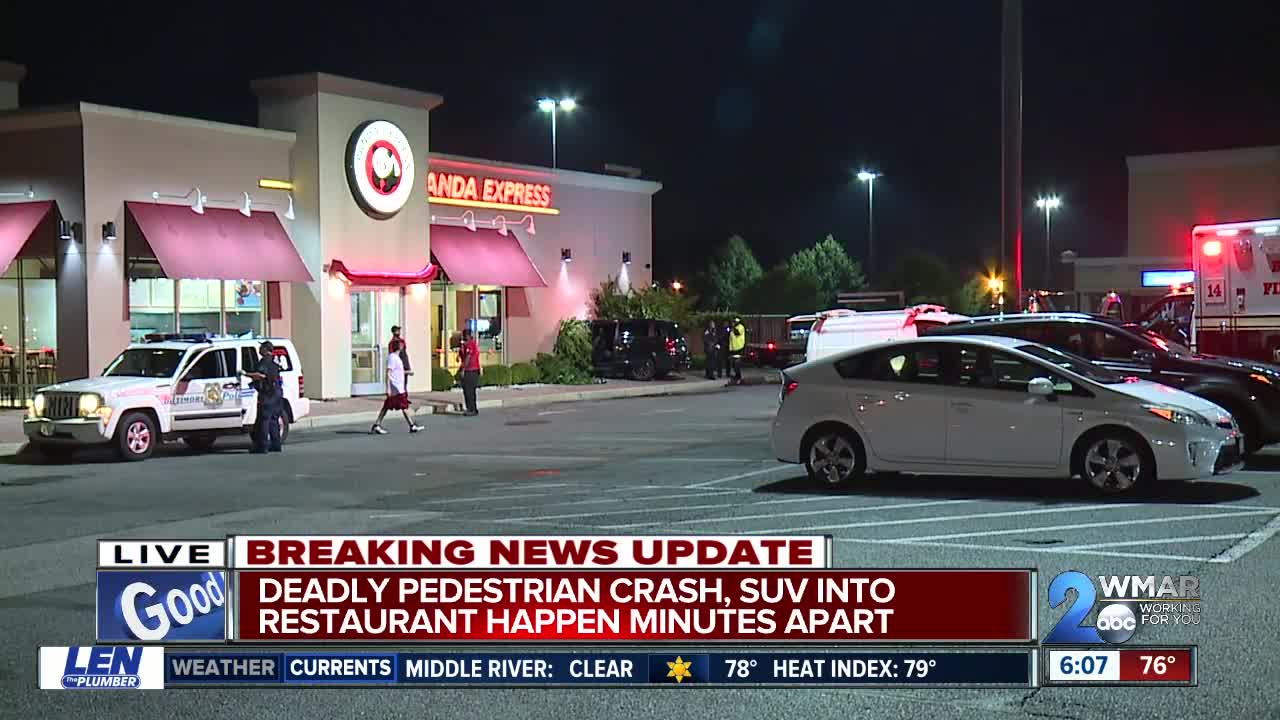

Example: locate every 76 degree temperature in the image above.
[1141,655,1176,676]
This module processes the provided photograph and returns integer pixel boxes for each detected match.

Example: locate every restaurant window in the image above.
[0,258,58,406]
[127,266,267,340]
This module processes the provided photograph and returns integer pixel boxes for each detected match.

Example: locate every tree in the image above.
[947,274,991,316]
[787,234,866,307]
[739,265,821,315]
[589,278,697,328]
[706,235,763,310]
[886,250,956,305]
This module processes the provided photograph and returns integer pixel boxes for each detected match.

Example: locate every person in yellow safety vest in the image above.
[728,317,747,385]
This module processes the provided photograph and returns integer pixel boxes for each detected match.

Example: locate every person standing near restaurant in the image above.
[702,320,720,380]
[720,320,733,379]
[371,338,423,434]
[729,316,747,385]
[243,341,282,453]
[458,327,481,416]
[390,325,412,378]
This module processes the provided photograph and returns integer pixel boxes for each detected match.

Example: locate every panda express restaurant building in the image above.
[0,67,660,401]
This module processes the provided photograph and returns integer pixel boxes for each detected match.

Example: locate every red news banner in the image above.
[229,536,1033,643]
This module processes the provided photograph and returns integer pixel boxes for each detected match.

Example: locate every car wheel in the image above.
[804,427,866,487]
[1079,432,1150,494]
[32,443,73,463]
[116,412,157,462]
[183,434,217,452]
[629,357,656,381]
[1229,409,1263,455]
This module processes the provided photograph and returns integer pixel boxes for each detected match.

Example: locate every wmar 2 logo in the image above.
[1045,570,1202,644]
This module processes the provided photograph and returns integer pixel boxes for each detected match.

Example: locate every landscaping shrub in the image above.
[534,352,591,385]
[480,364,512,387]
[431,365,455,391]
[510,362,540,385]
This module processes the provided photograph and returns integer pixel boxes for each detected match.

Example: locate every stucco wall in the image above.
[1128,147,1280,259]
[80,106,296,376]
[0,120,88,379]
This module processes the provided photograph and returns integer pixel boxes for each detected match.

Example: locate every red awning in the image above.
[430,224,547,287]
[0,201,55,275]
[126,202,312,282]
[328,260,439,287]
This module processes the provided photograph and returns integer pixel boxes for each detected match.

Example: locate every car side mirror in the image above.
[1028,377,1055,396]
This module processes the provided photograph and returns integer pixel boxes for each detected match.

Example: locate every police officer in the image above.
[728,316,747,384]
[243,340,283,453]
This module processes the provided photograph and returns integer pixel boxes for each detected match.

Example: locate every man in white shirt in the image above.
[371,339,423,435]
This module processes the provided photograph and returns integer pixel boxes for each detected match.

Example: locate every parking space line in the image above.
[835,536,1230,564]
[685,464,793,488]
[635,458,777,463]
[894,509,1278,543]
[642,408,686,415]
[445,454,604,462]
[1211,513,1280,562]
[556,489,747,507]
[1057,533,1249,550]
[537,409,579,416]
[495,494,836,523]
[600,499,979,530]
[745,502,1125,534]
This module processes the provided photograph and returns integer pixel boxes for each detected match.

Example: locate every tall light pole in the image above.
[1035,195,1061,288]
[537,97,576,169]
[857,170,881,275]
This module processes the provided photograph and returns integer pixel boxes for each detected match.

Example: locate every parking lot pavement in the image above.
[2,385,1278,719]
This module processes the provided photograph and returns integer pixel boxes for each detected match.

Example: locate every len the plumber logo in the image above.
[1044,570,1201,644]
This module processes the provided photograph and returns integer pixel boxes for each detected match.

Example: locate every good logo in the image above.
[346,120,415,218]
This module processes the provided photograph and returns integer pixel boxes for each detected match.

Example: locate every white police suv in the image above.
[24,334,310,461]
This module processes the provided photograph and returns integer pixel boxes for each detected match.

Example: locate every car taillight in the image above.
[665,338,676,355]
[780,373,799,404]
[298,373,304,395]
[767,341,776,350]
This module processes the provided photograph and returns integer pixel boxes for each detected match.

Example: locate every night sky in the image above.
[5,2,1279,288]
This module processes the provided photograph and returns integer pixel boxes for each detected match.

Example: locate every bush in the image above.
[534,352,592,385]
[589,278,697,329]
[480,364,512,387]
[510,362,540,385]
[431,366,455,391]
[552,318,593,380]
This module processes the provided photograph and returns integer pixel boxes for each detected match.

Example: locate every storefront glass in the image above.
[128,272,266,340]
[0,258,57,406]
[349,288,403,395]
[431,282,506,368]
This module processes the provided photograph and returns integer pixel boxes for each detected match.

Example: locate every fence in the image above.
[686,314,792,357]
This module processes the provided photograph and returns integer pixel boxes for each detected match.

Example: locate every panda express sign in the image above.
[427,170,559,215]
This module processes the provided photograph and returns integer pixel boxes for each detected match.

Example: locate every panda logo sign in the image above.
[346,120,415,218]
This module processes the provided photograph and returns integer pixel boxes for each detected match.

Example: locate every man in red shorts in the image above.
[371,338,423,434]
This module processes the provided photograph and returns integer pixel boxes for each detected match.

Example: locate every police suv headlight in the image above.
[31,393,46,418]
[78,393,102,416]
[1145,405,1210,426]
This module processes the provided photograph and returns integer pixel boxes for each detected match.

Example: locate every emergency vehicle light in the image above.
[1202,240,1223,257]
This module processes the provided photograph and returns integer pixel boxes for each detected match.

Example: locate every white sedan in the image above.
[771,335,1243,493]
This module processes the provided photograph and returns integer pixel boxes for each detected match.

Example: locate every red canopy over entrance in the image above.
[429,224,547,287]
[0,201,55,275]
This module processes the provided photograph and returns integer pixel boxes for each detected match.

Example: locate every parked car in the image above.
[924,313,1280,454]
[589,319,691,381]
[805,305,968,365]
[771,335,1242,494]
[745,314,815,368]
[24,334,310,461]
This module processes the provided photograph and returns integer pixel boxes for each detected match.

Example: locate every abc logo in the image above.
[1095,603,1137,644]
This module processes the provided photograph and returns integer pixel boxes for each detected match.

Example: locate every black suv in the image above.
[925,313,1280,454]
[590,319,692,381]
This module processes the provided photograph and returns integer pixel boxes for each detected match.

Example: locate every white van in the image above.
[804,305,969,364]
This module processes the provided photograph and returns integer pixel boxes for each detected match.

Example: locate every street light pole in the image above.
[857,170,881,275]
[1035,196,1061,288]
[538,97,576,169]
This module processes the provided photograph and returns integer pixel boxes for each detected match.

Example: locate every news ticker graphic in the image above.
[41,648,1035,689]
[95,537,1035,645]
[1043,646,1196,686]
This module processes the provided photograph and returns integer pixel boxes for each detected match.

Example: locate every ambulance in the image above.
[1193,218,1280,363]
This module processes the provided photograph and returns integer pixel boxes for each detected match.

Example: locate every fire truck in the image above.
[1193,217,1280,363]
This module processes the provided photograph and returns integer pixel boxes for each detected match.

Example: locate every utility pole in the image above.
[1001,0,1024,309]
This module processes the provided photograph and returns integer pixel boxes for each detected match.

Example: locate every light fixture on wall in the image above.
[58,220,74,241]
[494,217,509,236]
[461,210,477,232]
[239,192,252,218]
[0,185,35,199]
[258,178,294,191]
[102,221,117,242]
[430,211,537,237]
[151,188,206,214]
[622,251,632,265]
[561,248,573,263]
[284,195,295,220]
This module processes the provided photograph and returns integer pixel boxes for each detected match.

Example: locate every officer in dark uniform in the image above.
[243,341,283,453]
